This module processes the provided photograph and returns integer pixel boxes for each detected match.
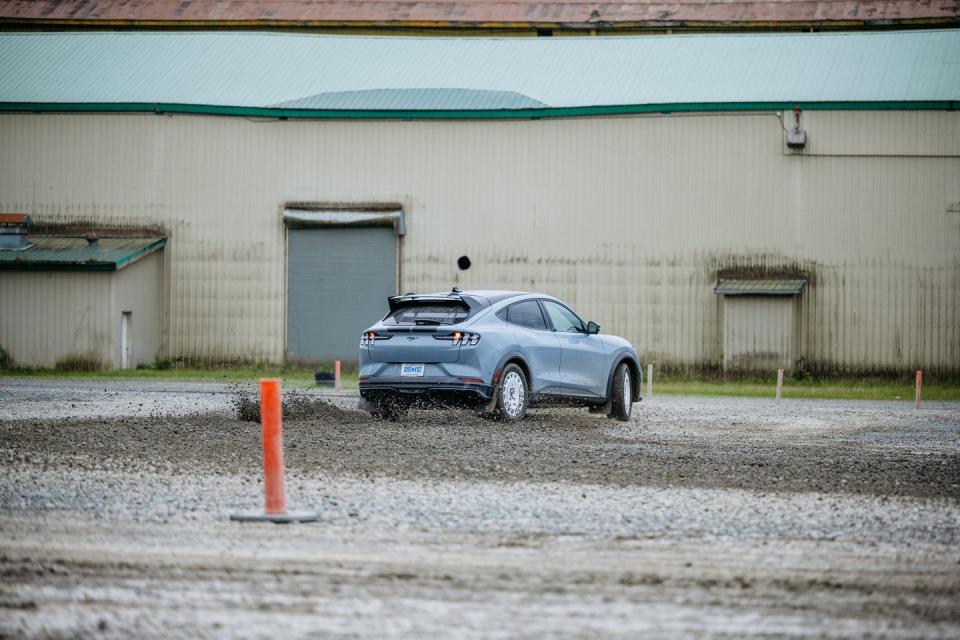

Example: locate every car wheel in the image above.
[609,362,632,422]
[495,364,528,422]
[376,397,409,422]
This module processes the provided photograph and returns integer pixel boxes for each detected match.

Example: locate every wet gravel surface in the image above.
[1,378,959,638]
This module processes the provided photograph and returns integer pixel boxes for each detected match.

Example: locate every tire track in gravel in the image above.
[2,396,958,498]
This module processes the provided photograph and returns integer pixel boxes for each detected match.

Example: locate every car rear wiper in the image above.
[414,319,443,325]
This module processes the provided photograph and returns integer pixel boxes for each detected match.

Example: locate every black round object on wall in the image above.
[457,256,471,270]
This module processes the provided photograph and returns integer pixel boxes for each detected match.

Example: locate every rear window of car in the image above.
[505,300,548,330]
[384,302,470,326]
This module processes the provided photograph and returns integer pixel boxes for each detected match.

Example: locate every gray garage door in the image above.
[287,227,396,364]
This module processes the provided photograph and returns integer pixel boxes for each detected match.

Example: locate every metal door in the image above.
[503,300,562,394]
[287,227,396,364]
[120,311,132,370]
[540,300,607,397]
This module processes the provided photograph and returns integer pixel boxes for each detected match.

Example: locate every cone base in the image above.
[230,511,319,524]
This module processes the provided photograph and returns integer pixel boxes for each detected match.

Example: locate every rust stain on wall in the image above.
[28,219,168,237]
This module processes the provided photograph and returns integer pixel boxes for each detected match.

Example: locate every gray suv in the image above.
[358,289,642,422]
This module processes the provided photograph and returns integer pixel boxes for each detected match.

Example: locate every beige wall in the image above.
[112,251,164,369]
[0,252,163,369]
[0,111,957,374]
[0,269,113,368]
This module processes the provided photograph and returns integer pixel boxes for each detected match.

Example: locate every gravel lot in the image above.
[1,378,959,638]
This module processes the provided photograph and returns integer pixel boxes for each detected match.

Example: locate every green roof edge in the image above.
[0,237,166,272]
[0,261,117,272]
[114,237,166,270]
[0,101,955,120]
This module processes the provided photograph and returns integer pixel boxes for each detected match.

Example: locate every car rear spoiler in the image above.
[387,292,489,314]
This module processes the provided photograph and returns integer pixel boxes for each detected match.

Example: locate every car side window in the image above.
[506,300,548,330]
[542,300,584,333]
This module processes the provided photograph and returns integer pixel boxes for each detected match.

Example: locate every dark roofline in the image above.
[1,0,957,34]
[0,100,955,122]
[2,19,958,34]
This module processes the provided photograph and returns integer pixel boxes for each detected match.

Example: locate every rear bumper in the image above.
[359,377,494,407]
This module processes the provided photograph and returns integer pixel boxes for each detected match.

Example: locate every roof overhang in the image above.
[0,236,166,271]
[283,207,405,236]
[714,278,807,296]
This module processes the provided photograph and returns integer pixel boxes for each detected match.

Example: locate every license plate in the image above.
[401,363,425,377]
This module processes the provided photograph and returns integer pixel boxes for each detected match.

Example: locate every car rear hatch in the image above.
[368,295,474,364]
[369,327,460,363]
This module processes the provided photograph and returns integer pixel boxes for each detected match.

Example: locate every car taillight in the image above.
[360,331,391,346]
[434,332,481,346]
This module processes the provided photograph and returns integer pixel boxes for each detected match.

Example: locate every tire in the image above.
[376,397,409,422]
[494,364,528,422]
[609,362,633,422]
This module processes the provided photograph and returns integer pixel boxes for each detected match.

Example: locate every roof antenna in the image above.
[451,286,462,294]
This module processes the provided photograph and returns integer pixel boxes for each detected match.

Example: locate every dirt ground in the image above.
[1,379,959,638]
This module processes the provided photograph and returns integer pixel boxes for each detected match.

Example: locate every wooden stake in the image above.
[776,368,784,401]
[915,370,922,410]
[646,364,653,398]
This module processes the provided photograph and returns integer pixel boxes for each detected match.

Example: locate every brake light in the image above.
[433,332,481,346]
[360,331,391,346]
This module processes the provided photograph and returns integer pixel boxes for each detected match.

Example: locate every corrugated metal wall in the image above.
[723,297,797,372]
[0,252,163,369]
[112,251,163,368]
[0,110,957,374]
[0,269,113,368]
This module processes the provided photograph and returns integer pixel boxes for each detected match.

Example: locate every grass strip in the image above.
[2,369,956,401]
[652,378,959,402]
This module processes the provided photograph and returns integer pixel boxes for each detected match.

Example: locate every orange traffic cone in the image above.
[230,378,318,523]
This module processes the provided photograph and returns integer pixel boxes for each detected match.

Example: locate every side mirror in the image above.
[586,321,600,335]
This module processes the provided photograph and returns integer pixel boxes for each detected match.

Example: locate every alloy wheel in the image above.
[501,371,525,419]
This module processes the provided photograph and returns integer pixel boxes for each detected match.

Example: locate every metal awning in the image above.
[0,236,166,271]
[283,208,405,236]
[714,279,807,296]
